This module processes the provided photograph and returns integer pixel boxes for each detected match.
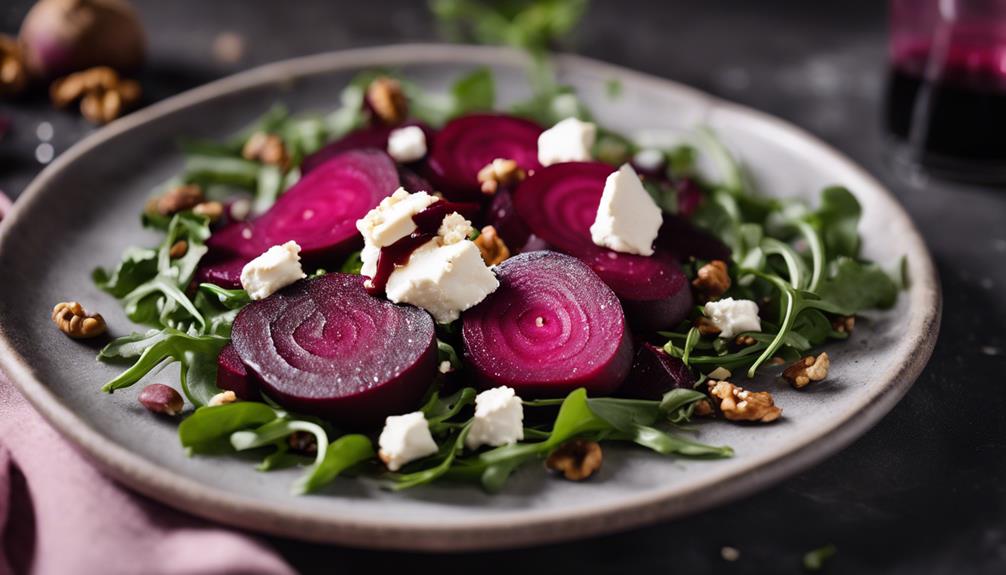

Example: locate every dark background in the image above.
[2,1,1005,573]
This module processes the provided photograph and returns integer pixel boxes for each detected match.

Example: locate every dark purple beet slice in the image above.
[657,213,732,262]
[231,273,437,427]
[617,342,696,400]
[462,251,632,397]
[300,122,434,174]
[486,188,532,252]
[397,165,433,194]
[426,114,542,200]
[513,162,694,331]
[216,343,257,400]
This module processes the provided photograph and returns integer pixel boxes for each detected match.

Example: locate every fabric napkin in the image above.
[0,373,295,575]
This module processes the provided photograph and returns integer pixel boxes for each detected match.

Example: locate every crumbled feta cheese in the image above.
[704,297,761,339]
[357,187,439,277]
[465,386,524,449]
[385,239,499,323]
[439,360,453,374]
[708,367,732,380]
[438,212,474,245]
[537,117,596,166]
[387,125,427,163]
[378,411,439,471]
[240,241,306,300]
[207,390,237,406]
[633,148,666,172]
[589,163,663,256]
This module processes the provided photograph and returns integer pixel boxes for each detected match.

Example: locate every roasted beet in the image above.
[617,342,696,400]
[196,150,400,287]
[657,213,732,262]
[231,273,437,427]
[300,122,434,174]
[426,114,542,200]
[514,162,694,331]
[486,188,532,252]
[462,251,632,397]
[216,342,257,400]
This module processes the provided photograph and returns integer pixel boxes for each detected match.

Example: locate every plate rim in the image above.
[0,43,942,551]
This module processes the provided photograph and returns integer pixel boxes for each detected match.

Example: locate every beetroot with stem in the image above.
[617,342,696,400]
[514,162,694,331]
[216,342,257,400]
[426,114,542,200]
[196,150,400,287]
[231,273,437,427]
[462,251,633,397]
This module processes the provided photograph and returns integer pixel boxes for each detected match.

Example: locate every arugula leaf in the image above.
[198,283,251,309]
[816,257,899,314]
[422,387,476,432]
[436,338,461,373]
[296,434,374,494]
[811,186,861,259]
[389,422,473,490]
[339,251,364,274]
[407,67,496,125]
[178,402,279,451]
[92,247,157,297]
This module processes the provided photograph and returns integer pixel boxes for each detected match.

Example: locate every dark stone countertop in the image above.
[2,1,1004,573]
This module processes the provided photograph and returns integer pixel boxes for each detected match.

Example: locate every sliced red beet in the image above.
[196,150,400,287]
[513,162,694,331]
[462,251,632,397]
[231,273,437,427]
[617,342,696,400]
[216,342,258,400]
[657,213,732,262]
[425,114,542,200]
[300,122,434,174]
[486,188,532,252]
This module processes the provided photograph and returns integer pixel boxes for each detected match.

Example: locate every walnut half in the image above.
[692,260,731,300]
[474,225,510,266]
[546,439,603,481]
[783,352,830,389]
[708,380,782,423]
[51,301,107,339]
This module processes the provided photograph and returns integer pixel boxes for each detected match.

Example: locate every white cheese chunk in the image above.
[387,126,427,163]
[537,117,596,167]
[357,187,439,278]
[589,163,663,256]
[465,386,524,450]
[378,411,439,471]
[438,212,474,245]
[704,297,761,339]
[632,148,666,172]
[385,239,499,323]
[240,241,306,300]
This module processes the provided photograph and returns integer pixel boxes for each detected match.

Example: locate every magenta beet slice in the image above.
[513,162,694,331]
[300,122,434,174]
[426,114,542,200]
[231,273,436,427]
[462,251,632,397]
[487,188,533,252]
[617,342,695,400]
[216,343,257,400]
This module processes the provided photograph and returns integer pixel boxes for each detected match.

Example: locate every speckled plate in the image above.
[0,45,940,551]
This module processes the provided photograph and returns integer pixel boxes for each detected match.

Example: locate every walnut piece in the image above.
[50,66,141,124]
[242,132,289,170]
[169,240,188,259]
[474,225,510,266]
[782,352,830,389]
[708,380,782,423]
[692,260,731,299]
[366,76,408,125]
[193,201,224,223]
[0,36,27,96]
[695,316,722,336]
[546,439,603,481]
[831,315,855,334]
[476,158,526,195]
[735,334,756,346]
[207,390,237,407]
[155,184,204,216]
[51,301,107,339]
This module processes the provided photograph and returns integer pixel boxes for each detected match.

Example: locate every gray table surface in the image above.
[2,1,1004,573]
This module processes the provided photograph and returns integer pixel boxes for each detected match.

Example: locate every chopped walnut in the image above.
[782,352,830,389]
[366,76,408,125]
[735,334,756,346]
[193,201,224,223]
[207,390,237,407]
[155,184,204,216]
[476,158,526,195]
[169,240,188,259]
[692,260,731,300]
[51,301,107,339]
[0,36,27,96]
[831,315,855,334]
[474,225,510,266]
[50,66,141,124]
[695,316,722,336]
[708,380,782,423]
[242,132,289,170]
[546,439,603,481]
[693,399,714,417]
[288,431,318,455]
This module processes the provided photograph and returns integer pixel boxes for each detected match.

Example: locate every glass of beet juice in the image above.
[887,0,1006,182]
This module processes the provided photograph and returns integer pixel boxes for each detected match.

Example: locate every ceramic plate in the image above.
[0,45,940,551]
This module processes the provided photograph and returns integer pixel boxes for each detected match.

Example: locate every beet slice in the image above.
[462,251,632,397]
[513,162,694,331]
[657,213,732,262]
[300,122,434,174]
[617,342,695,400]
[231,273,437,427]
[486,188,532,252]
[426,114,542,200]
[197,150,400,287]
[216,343,258,400]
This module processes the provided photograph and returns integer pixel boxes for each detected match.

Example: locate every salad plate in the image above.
[0,44,940,550]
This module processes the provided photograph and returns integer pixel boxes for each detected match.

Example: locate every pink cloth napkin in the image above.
[0,373,295,575]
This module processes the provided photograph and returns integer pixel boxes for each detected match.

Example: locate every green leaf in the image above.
[803,544,837,571]
[99,328,228,397]
[390,422,472,490]
[339,251,364,274]
[179,402,278,450]
[92,247,157,297]
[198,283,251,309]
[184,155,261,189]
[616,424,733,458]
[180,349,223,407]
[658,388,709,423]
[253,164,284,214]
[812,186,861,259]
[451,67,495,115]
[436,338,461,372]
[297,434,374,494]
[585,397,661,431]
[422,387,476,432]
[816,257,899,314]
